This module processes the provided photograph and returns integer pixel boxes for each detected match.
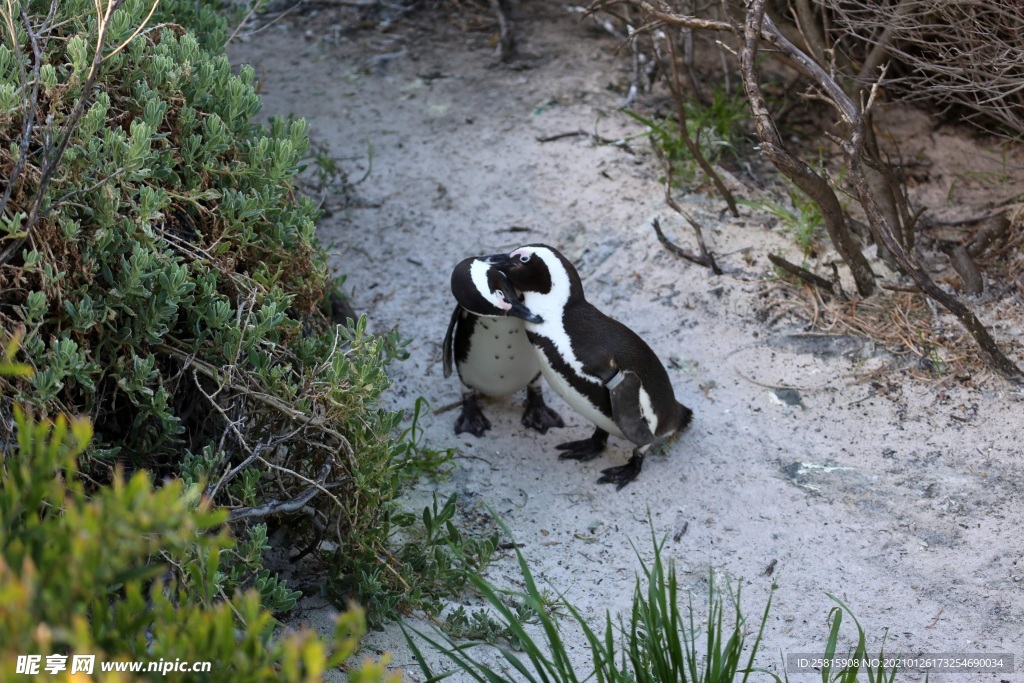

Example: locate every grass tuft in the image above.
[403,523,775,683]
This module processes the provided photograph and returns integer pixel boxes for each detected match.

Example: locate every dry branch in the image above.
[652,217,719,273]
[816,0,1024,138]
[948,246,983,296]
[228,463,334,521]
[661,31,738,216]
[744,0,1022,380]
[602,0,1022,379]
[767,253,838,297]
[739,3,876,296]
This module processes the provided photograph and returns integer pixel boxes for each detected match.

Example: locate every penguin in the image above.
[443,256,565,437]
[485,244,692,489]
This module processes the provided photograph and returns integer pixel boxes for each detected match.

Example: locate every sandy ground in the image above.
[229,5,1024,681]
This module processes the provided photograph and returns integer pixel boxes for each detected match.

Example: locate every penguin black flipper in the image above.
[442,302,460,379]
[606,370,656,447]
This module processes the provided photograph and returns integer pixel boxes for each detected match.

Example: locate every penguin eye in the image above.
[518,253,531,264]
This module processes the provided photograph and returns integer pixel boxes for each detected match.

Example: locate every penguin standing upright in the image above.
[443,256,564,437]
[487,244,692,489]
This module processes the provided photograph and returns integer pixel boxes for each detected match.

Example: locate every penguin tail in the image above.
[674,402,693,434]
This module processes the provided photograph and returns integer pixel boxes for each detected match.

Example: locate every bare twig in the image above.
[592,0,734,34]
[660,31,738,216]
[536,128,635,153]
[432,398,463,415]
[536,130,589,143]
[228,463,334,521]
[488,0,514,62]
[767,253,838,297]
[0,4,47,222]
[651,217,720,273]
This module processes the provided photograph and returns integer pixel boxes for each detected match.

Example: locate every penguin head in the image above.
[450,256,543,323]
[486,244,585,320]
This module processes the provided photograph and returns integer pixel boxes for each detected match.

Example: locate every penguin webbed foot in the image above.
[521,386,564,434]
[556,428,608,462]
[454,393,492,437]
[521,402,564,434]
[597,452,644,490]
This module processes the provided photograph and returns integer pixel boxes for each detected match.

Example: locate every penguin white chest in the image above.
[458,316,540,396]
[529,328,624,439]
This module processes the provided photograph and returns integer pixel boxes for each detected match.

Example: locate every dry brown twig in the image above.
[649,135,721,273]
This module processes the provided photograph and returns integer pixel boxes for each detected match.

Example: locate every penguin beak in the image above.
[483,252,514,270]
[506,299,543,324]
[493,276,543,324]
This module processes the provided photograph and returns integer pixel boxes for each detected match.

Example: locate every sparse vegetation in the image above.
[628,83,746,189]
[743,190,825,261]
[406,529,900,683]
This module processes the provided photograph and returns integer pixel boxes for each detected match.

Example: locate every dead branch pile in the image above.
[589,0,1024,382]
[812,0,1024,138]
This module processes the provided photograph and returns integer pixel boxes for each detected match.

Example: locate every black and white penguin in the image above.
[443,256,565,437]
[486,244,692,489]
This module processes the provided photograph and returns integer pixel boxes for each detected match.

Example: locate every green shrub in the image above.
[1,0,391,613]
[0,339,399,682]
[0,0,483,633]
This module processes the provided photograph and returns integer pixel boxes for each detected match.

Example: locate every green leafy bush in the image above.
[0,0,486,633]
[0,338,399,682]
[0,0,400,613]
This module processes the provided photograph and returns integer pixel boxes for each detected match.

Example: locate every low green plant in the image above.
[405,523,904,683]
[394,397,457,481]
[332,492,500,628]
[403,530,772,683]
[628,84,746,187]
[440,596,547,651]
[815,595,900,683]
[694,84,748,147]
[744,189,825,260]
